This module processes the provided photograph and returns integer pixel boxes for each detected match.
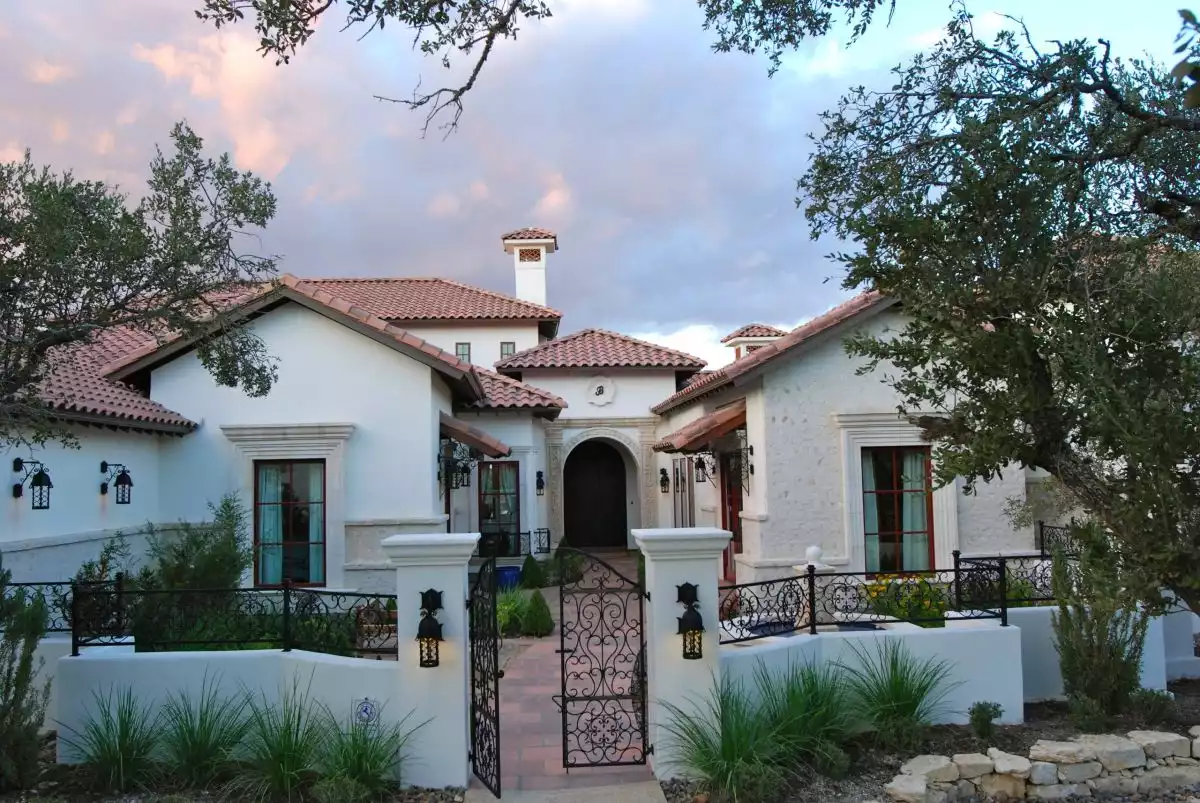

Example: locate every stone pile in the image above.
[883,727,1200,801]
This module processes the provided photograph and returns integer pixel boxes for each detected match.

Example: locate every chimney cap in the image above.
[502,227,558,253]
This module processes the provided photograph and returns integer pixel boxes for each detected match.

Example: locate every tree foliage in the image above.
[0,552,50,792]
[0,122,279,447]
[802,8,1200,610]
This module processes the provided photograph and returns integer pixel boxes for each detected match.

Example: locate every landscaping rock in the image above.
[1194,736,1200,758]
[955,779,976,799]
[1128,729,1192,758]
[978,772,1026,799]
[951,753,993,780]
[1137,764,1200,793]
[1189,724,1200,739]
[901,755,959,783]
[1025,783,1091,800]
[1028,740,1096,764]
[987,748,1032,778]
[884,773,927,803]
[1090,775,1138,794]
[1075,733,1146,771]
[1028,762,1058,785]
[1056,761,1101,783]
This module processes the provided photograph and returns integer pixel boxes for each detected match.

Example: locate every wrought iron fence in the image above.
[477,529,553,558]
[71,582,398,659]
[718,563,1007,645]
[1035,520,1078,557]
[3,579,120,633]
[956,552,1056,606]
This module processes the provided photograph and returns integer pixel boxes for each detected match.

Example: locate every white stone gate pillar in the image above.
[632,526,731,780]
[381,532,478,789]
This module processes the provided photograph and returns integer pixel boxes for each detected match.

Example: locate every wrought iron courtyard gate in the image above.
[469,558,503,797]
[557,549,649,769]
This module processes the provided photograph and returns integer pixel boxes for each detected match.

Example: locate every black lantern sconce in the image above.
[99,461,134,505]
[693,452,717,485]
[659,468,670,494]
[535,470,545,496]
[676,582,705,660]
[12,458,53,510]
[416,588,444,668]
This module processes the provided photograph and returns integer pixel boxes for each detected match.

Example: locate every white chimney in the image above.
[501,227,557,306]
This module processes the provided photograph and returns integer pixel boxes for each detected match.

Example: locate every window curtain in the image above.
[861,451,880,572]
[257,464,284,585]
[900,450,930,571]
[308,465,325,584]
[498,464,517,525]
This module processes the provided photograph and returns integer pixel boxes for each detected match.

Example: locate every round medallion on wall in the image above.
[587,375,616,406]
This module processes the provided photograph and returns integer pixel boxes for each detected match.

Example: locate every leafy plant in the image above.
[159,674,249,787]
[865,577,948,628]
[1052,530,1149,716]
[230,677,326,802]
[1130,688,1177,726]
[659,673,793,803]
[139,493,253,591]
[968,701,1003,743]
[520,555,544,589]
[59,686,162,792]
[319,707,427,795]
[521,589,554,637]
[838,640,957,751]
[54,534,132,631]
[752,660,862,777]
[0,552,50,792]
[496,588,527,638]
[1068,694,1112,732]
[550,537,584,585]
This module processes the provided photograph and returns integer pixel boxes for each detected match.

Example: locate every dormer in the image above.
[501,227,558,307]
[721,323,786,360]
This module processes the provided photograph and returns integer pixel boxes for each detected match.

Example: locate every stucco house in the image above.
[4,227,1035,589]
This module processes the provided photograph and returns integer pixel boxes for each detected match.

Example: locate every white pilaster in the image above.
[632,526,731,780]
[381,532,479,789]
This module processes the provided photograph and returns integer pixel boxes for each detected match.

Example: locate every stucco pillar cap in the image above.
[632,527,731,560]
[382,532,480,567]
[794,544,837,575]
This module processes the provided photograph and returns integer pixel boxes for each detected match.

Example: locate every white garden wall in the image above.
[719,624,1025,725]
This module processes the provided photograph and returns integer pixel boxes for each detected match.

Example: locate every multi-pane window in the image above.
[479,462,520,556]
[455,342,471,363]
[254,460,326,586]
[861,446,933,574]
[500,341,516,360]
[672,457,695,527]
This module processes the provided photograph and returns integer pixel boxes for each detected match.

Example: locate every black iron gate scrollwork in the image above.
[469,558,503,797]
[557,549,648,769]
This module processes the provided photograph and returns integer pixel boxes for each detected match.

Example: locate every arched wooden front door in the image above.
[563,440,629,549]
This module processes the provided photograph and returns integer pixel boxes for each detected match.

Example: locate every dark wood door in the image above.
[564,440,628,549]
[720,453,744,580]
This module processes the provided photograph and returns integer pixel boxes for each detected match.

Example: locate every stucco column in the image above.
[381,532,478,789]
[632,526,731,780]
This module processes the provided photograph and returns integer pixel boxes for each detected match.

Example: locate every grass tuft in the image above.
[753,660,863,777]
[159,672,250,787]
[320,707,428,795]
[228,675,327,802]
[58,686,162,792]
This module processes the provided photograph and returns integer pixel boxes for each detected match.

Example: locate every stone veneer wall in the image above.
[883,728,1200,801]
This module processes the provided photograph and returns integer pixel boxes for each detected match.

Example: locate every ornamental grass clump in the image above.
[838,640,957,752]
[158,674,249,787]
[59,686,162,792]
[229,677,326,802]
[318,707,427,796]
[752,661,862,778]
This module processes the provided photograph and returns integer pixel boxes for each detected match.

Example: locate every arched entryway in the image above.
[563,439,629,549]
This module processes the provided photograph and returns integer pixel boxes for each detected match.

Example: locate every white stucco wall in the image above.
[453,413,548,537]
[402,323,542,369]
[3,428,164,580]
[520,370,679,420]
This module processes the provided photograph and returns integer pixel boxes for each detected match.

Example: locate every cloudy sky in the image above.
[0,0,1178,368]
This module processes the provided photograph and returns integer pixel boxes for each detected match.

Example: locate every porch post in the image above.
[632,526,731,780]
[381,532,479,789]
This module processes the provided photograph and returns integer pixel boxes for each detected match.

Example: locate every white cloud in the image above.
[28,60,73,84]
[630,319,808,370]
[93,130,116,155]
[427,191,462,218]
[0,142,24,163]
[531,172,573,220]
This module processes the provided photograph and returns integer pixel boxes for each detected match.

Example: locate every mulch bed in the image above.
[661,680,1200,803]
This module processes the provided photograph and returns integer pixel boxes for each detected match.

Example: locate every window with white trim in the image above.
[861,445,933,574]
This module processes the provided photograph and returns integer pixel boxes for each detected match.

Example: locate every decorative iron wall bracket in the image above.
[438,438,480,492]
[99,461,134,504]
[12,458,53,510]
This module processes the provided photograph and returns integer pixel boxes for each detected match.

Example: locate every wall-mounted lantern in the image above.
[535,470,545,496]
[659,468,670,494]
[416,588,444,668]
[693,452,717,484]
[99,461,134,505]
[12,458,53,510]
[676,582,705,660]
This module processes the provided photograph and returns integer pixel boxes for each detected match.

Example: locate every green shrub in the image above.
[319,708,427,795]
[1068,694,1112,731]
[521,590,554,637]
[496,588,527,637]
[968,701,1003,743]
[520,555,545,589]
[1051,527,1148,716]
[230,677,326,802]
[866,577,948,628]
[660,674,793,803]
[159,675,249,787]
[838,640,957,751]
[140,493,253,591]
[550,537,584,585]
[59,686,162,792]
[752,660,862,777]
[1130,688,1176,726]
[0,554,51,792]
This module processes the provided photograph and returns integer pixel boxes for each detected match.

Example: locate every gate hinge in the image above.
[465,598,470,609]
[644,591,651,601]
[647,744,654,756]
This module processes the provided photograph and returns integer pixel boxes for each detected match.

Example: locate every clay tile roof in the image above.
[440,412,511,458]
[501,227,557,242]
[38,347,195,433]
[495,329,706,371]
[653,399,747,453]
[471,369,567,417]
[652,291,893,414]
[301,277,561,322]
[720,323,787,343]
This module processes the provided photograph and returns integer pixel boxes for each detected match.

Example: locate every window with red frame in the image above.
[861,446,933,574]
[254,460,326,586]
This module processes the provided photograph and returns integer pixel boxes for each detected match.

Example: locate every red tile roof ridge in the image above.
[304,275,563,319]
[472,367,568,410]
[720,323,787,343]
[496,327,706,370]
[502,227,557,241]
